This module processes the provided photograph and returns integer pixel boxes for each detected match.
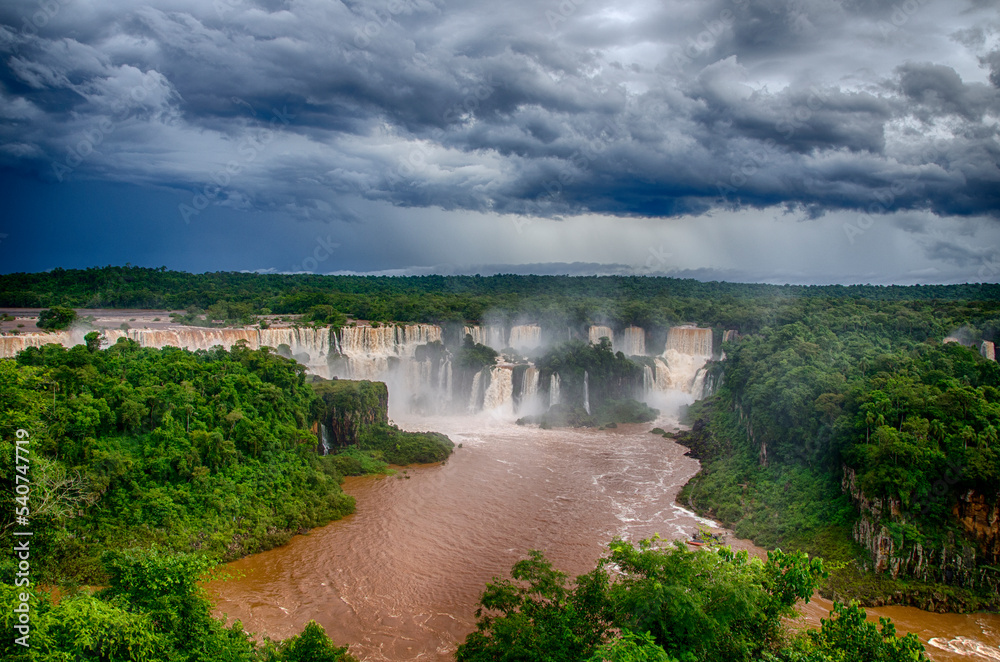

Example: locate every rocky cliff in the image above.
[842,467,999,594]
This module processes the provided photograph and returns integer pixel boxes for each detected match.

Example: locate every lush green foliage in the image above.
[842,343,1000,520]
[5,267,998,332]
[1,341,358,583]
[535,338,643,409]
[313,379,389,446]
[778,602,927,662]
[36,306,77,330]
[0,548,355,662]
[357,424,454,464]
[457,539,925,662]
[457,334,500,371]
[677,406,858,562]
[311,378,454,462]
[678,298,1000,598]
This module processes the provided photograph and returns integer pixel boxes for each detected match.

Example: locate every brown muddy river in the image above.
[209,417,1000,661]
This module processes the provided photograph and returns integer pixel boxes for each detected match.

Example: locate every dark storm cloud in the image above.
[1,0,998,224]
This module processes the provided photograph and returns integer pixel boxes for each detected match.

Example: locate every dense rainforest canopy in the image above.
[457,539,926,662]
[679,307,1000,608]
[2,266,999,333]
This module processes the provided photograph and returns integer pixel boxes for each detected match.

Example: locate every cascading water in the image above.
[691,368,708,400]
[467,370,484,413]
[2,319,737,419]
[487,326,507,350]
[982,341,996,361]
[517,366,541,414]
[619,327,645,356]
[439,358,453,405]
[461,325,506,350]
[665,326,713,356]
[482,366,515,415]
[319,424,331,455]
[508,325,541,352]
[589,325,614,346]
[646,326,715,404]
[463,325,485,346]
[583,371,591,415]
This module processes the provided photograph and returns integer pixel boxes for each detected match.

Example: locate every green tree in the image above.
[37,306,77,330]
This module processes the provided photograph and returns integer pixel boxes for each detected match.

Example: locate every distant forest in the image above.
[2,266,1000,335]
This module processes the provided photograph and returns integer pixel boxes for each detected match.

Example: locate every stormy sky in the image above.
[1,0,999,283]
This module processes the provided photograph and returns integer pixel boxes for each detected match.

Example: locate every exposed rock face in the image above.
[955,489,1000,567]
[842,467,999,592]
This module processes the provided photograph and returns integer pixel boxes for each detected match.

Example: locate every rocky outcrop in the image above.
[842,467,999,592]
[955,489,1000,566]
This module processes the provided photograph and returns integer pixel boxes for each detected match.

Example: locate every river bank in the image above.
[670,403,1000,616]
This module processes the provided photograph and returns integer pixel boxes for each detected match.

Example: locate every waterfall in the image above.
[468,370,483,413]
[549,374,561,407]
[463,325,485,345]
[521,366,539,399]
[982,341,996,362]
[0,326,343,375]
[319,423,331,455]
[462,324,506,349]
[487,326,507,350]
[583,371,591,415]
[620,326,646,356]
[701,370,722,397]
[647,326,715,398]
[643,365,655,391]
[336,324,442,380]
[508,325,541,351]
[482,366,515,414]
[589,325,614,346]
[517,366,540,414]
[691,368,708,400]
[439,358,453,404]
[0,331,74,358]
[665,325,713,356]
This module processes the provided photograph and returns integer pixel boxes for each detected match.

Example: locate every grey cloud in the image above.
[1,0,999,225]
[896,61,1000,120]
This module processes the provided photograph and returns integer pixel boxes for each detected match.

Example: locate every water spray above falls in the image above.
[508,325,542,351]
[619,327,646,356]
